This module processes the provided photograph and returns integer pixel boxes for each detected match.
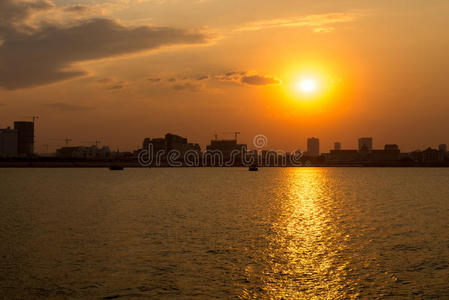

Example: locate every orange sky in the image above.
[1,0,448,153]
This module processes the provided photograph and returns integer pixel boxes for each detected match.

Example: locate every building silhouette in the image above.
[421,147,445,162]
[14,121,34,156]
[56,145,112,159]
[334,142,341,151]
[141,133,200,162]
[205,138,247,165]
[206,139,246,155]
[358,137,373,152]
[370,145,400,162]
[306,137,320,157]
[328,150,359,162]
[0,127,18,157]
[384,144,399,151]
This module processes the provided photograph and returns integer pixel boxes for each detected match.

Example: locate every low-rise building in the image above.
[328,150,359,162]
[422,147,445,162]
[56,145,112,159]
[205,139,247,165]
[370,145,400,162]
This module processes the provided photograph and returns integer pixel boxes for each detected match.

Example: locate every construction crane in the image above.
[222,131,241,141]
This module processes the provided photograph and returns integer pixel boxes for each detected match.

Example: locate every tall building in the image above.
[0,127,18,157]
[334,142,341,151]
[439,144,447,152]
[306,137,320,157]
[358,137,373,152]
[14,121,34,156]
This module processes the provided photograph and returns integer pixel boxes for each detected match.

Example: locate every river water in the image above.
[1,168,449,299]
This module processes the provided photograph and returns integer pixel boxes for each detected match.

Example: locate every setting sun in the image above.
[297,79,317,94]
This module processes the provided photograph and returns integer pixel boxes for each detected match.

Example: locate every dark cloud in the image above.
[63,4,91,13]
[144,71,279,90]
[213,71,243,81]
[172,83,200,92]
[0,0,207,90]
[241,75,280,86]
[0,0,54,35]
[197,75,208,81]
[45,102,92,111]
[107,84,124,90]
[107,81,126,90]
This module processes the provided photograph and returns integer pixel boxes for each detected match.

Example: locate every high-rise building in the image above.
[358,137,373,152]
[438,144,447,152]
[0,127,18,157]
[307,137,320,157]
[334,142,341,151]
[14,121,34,156]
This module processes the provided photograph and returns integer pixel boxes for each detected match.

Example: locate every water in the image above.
[1,168,449,299]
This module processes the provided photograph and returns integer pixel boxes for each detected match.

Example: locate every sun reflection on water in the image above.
[257,168,355,299]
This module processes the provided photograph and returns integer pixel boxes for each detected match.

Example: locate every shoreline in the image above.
[1,161,449,168]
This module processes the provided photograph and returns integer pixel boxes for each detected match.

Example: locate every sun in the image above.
[296,78,317,94]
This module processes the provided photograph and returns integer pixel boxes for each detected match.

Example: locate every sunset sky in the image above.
[1,0,448,153]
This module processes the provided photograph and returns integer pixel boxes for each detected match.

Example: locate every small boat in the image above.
[109,165,124,170]
[248,165,258,171]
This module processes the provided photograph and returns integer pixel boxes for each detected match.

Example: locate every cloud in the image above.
[212,71,245,82]
[45,102,93,111]
[148,77,162,83]
[197,75,208,81]
[241,75,280,86]
[172,82,200,92]
[108,84,124,90]
[0,0,207,90]
[107,81,126,90]
[236,13,359,33]
[144,70,279,90]
[0,0,54,35]
[63,4,91,14]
